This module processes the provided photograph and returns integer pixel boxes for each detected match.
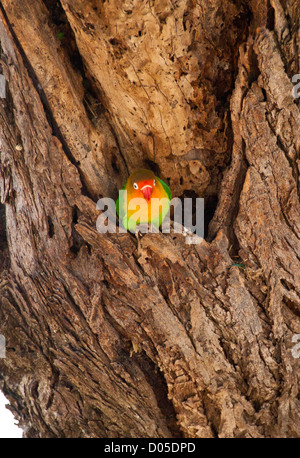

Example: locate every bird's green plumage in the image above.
[156,177,172,201]
[116,170,171,232]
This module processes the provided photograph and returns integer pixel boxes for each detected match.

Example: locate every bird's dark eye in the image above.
[133,182,138,190]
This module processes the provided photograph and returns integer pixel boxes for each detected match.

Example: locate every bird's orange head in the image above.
[127,169,156,201]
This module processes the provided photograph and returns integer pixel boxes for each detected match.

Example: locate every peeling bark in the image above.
[0,0,300,438]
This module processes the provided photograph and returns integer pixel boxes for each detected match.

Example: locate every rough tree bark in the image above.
[0,0,300,438]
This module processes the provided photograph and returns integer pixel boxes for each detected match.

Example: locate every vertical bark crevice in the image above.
[0,204,9,273]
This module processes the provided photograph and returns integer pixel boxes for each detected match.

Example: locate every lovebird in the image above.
[116,169,172,232]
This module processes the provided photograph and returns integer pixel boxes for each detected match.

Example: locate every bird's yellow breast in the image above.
[125,179,169,227]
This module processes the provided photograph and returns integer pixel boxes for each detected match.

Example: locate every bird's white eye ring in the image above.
[153,179,156,186]
[133,182,138,190]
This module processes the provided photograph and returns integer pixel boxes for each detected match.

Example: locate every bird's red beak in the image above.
[141,185,152,201]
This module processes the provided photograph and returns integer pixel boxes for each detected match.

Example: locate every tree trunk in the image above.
[0,0,300,438]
